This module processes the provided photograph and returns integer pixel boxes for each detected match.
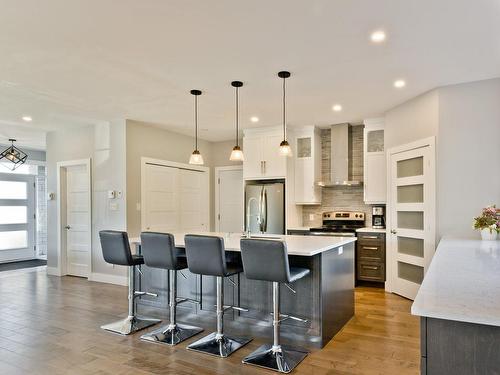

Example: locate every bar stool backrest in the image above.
[141,232,183,270]
[99,230,134,266]
[240,238,291,283]
[185,234,227,276]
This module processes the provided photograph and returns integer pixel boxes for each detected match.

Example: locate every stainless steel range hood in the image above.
[318,123,362,187]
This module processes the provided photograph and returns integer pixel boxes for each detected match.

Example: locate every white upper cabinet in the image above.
[294,126,321,204]
[363,118,386,204]
[243,127,287,179]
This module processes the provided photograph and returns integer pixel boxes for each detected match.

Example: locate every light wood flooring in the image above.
[0,269,420,375]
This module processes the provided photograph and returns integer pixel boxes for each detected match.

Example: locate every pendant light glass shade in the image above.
[229,81,244,161]
[230,145,244,161]
[278,71,292,157]
[0,139,28,170]
[189,89,204,165]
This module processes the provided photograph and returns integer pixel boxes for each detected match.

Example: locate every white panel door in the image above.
[143,164,180,232]
[0,173,35,263]
[65,165,91,277]
[388,140,435,300]
[179,169,209,232]
[217,169,244,232]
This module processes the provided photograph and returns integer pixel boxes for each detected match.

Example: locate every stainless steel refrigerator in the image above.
[245,181,285,235]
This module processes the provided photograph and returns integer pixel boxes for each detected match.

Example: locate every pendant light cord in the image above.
[194,94,198,150]
[282,76,286,140]
[235,86,239,147]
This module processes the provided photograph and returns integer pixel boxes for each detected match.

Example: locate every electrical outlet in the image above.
[309,214,315,221]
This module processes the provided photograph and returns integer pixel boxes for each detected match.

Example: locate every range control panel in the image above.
[322,211,365,221]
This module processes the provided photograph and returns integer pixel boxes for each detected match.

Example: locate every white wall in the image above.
[385,77,500,240]
[46,121,128,283]
[437,78,500,238]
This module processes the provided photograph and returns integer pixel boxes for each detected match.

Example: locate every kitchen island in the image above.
[412,238,500,374]
[132,232,356,348]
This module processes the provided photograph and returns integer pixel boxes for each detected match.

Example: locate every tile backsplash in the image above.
[302,125,376,227]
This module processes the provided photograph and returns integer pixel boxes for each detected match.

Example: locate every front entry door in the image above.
[388,138,436,300]
[0,173,36,262]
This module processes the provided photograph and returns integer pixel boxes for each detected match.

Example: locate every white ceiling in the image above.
[0,0,499,147]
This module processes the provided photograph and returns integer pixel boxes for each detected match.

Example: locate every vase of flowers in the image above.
[473,205,499,241]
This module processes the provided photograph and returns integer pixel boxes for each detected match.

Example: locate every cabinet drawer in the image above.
[358,244,385,261]
[357,232,385,242]
[357,262,385,282]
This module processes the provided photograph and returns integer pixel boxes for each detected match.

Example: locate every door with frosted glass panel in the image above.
[0,173,35,262]
[389,142,435,300]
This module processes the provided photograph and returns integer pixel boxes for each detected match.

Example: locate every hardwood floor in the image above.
[0,269,420,374]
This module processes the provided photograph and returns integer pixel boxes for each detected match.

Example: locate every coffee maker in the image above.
[372,206,386,229]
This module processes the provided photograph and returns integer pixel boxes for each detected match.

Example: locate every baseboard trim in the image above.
[46,266,62,276]
[89,272,127,286]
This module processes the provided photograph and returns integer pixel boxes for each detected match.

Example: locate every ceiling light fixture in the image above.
[22,116,32,122]
[278,71,292,157]
[370,30,386,43]
[250,116,259,123]
[394,79,406,88]
[333,104,342,112]
[188,89,204,165]
[229,81,244,162]
[0,139,28,170]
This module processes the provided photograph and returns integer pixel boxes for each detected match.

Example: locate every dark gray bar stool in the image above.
[184,234,252,357]
[99,230,160,335]
[240,238,310,373]
[139,232,203,345]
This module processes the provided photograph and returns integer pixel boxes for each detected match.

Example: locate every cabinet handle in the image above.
[263,160,266,174]
[363,246,378,250]
[362,265,379,270]
[362,235,378,239]
[260,161,264,174]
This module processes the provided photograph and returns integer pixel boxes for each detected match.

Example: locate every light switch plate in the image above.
[309,214,315,221]
[338,246,343,255]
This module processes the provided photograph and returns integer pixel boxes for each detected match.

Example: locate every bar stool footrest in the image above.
[101,315,160,335]
[242,344,308,373]
[140,323,203,346]
[187,331,251,357]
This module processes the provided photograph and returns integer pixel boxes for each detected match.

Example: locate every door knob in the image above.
[390,229,397,234]
[65,225,71,230]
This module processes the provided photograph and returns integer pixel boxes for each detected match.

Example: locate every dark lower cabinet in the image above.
[421,317,500,374]
[356,232,386,283]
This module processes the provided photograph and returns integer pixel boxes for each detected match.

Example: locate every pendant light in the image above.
[229,81,244,161]
[278,71,292,156]
[0,139,28,170]
[189,89,204,165]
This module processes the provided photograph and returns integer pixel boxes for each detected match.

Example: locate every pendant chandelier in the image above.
[229,81,244,161]
[278,71,292,156]
[0,139,28,170]
[189,89,204,165]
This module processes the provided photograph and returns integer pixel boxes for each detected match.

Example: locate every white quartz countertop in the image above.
[287,227,311,232]
[356,227,386,233]
[130,232,356,257]
[411,237,500,327]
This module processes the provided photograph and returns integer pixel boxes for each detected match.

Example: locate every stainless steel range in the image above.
[309,211,365,237]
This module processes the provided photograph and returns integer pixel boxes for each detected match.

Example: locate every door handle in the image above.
[390,229,397,234]
[65,225,71,230]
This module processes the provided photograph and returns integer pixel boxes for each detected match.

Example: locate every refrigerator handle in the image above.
[258,186,264,233]
[262,187,268,232]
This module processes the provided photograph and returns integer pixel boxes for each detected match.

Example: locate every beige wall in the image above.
[384,78,500,240]
[385,89,439,150]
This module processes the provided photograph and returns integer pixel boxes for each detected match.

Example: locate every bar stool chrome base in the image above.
[243,344,308,373]
[141,323,203,346]
[187,332,251,358]
[101,315,160,335]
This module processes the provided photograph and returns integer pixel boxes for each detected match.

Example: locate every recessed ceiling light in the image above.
[22,116,32,122]
[250,116,259,123]
[394,80,406,88]
[370,30,386,43]
[332,104,342,112]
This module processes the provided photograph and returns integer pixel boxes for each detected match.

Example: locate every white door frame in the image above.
[214,165,244,232]
[140,157,210,232]
[385,136,436,294]
[56,158,92,277]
